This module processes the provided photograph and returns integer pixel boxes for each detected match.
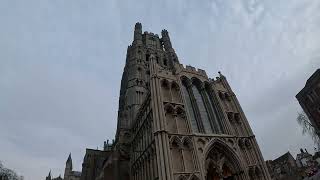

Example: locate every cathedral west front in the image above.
[107,23,271,180]
[48,23,271,180]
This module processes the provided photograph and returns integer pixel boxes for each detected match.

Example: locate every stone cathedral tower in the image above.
[102,23,271,180]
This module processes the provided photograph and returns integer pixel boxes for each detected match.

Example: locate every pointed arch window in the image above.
[192,85,213,133]
[181,77,224,134]
[182,84,199,133]
[204,88,223,133]
[137,51,142,60]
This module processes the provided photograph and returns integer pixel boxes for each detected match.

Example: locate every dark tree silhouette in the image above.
[297,111,320,149]
[0,161,23,180]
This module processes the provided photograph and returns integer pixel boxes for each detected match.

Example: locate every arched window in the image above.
[161,80,171,102]
[170,138,184,172]
[204,87,223,133]
[137,51,142,60]
[137,67,143,79]
[171,82,182,103]
[182,138,194,172]
[181,77,224,134]
[192,85,213,133]
[163,59,168,66]
[165,104,177,133]
[182,83,199,133]
[176,107,188,134]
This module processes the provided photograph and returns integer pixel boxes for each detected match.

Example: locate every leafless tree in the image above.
[297,111,320,149]
[0,161,23,180]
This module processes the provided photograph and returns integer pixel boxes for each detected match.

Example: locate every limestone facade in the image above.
[95,23,271,180]
[80,148,112,180]
[64,154,81,180]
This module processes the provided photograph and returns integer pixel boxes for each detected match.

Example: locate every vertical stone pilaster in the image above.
[149,57,173,180]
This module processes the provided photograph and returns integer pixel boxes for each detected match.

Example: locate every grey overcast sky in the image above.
[0,0,320,179]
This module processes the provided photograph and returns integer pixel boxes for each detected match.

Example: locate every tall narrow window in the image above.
[182,84,199,133]
[171,141,184,172]
[146,54,150,61]
[192,85,213,133]
[161,80,171,102]
[137,67,143,79]
[205,89,223,133]
[137,51,142,60]
[163,59,168,66]
[171,82,181,103]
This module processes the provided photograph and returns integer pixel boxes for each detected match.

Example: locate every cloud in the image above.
[0,0,319,179]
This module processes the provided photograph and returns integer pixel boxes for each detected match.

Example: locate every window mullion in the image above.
[199,87,216,133]
[187,84,205,133]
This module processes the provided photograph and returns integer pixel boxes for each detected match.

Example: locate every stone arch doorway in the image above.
[204,139,244,180]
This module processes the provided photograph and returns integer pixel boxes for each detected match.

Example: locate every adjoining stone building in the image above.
[82,23,271,180]
[64,154,81,180]
[296,69,320,137]
[46,172,63,180]
[80,141,113,180]
[296,149,313,168]
[266,152,299,180]
[45,154,81,180]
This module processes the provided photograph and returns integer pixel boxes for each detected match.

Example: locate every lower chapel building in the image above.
[47,23,271,180]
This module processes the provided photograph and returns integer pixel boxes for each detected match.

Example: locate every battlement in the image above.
[161,29,169,36]
[178,64,208,77]
[143,31,159,38]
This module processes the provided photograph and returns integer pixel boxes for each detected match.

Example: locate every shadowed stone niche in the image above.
[205,140,245,180]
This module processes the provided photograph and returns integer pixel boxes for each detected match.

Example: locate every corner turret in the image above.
[133,22,142,44]
[161,29,179,64]
[64,153,73,179]
[46,170,52,180]
[161,29,172,50]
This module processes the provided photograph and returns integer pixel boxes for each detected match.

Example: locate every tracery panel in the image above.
[204,89,223,133]
[192,85,213,133]
[182,84,199,133]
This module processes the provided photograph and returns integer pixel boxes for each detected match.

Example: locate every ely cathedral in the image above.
[47,23,271,180]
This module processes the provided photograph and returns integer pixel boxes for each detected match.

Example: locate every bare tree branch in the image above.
[0,161,23,180]
[296,111,320,149]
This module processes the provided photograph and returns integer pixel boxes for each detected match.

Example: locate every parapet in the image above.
[178,64,208,77]
[161,29,169,36]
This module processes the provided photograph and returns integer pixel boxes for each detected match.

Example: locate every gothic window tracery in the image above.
[182,138,194,172]
[171,82,182,103]
[137,51,142,60]
[161,79,171,102]
[165,104,177,133]
[192,84,213,133]
[204,85,223,133]
[182,82,199,133]
[176,107,188,134]
[170,138,184,172]
[137,67,144,80]
[181,77,224,134]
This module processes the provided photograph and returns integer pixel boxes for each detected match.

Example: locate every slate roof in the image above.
[273,152,293,164]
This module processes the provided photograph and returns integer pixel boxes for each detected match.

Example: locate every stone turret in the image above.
[64,153,72,179]
[133,22,142,45]
[161,29,179,65]
[46,171,51,180]
[161,29,172,50]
